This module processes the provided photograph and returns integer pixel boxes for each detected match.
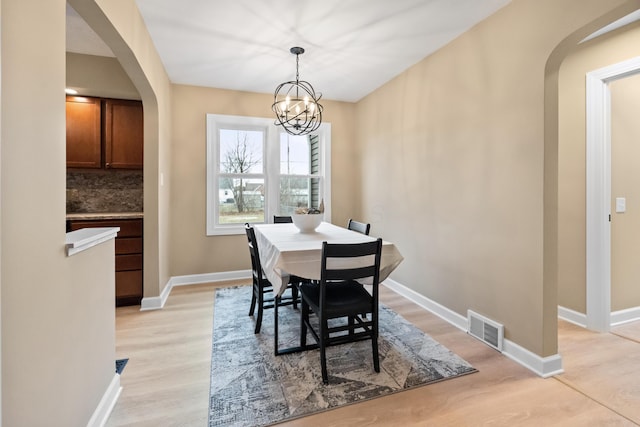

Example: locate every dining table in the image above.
[253,221,404,355]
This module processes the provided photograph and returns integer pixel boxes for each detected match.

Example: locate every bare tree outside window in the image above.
[220,130,263,216]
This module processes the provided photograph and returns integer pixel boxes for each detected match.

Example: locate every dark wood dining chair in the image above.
[273,215,293,223]
[245,224,299,334]
[299,238,383,384]
[347,218,371,235]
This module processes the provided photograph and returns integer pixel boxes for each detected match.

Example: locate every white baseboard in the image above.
[139,279,173,311]
[86,374,121,427]
[170,269,251,287]
[502,340,564,378]
[558,305,640,328]
[383,278,564,378]
[139,270,251,311]
[383,278,467,331]
[611,306,640,326]
[558,305,587,327]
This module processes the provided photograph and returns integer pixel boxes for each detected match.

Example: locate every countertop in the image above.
[65,227,120,256]
[66,212,144,220]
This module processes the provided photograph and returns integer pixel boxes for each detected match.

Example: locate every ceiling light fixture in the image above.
[272,47,323,136]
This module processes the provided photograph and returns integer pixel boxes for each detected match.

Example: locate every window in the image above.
[279,133,323,215]
[206,114,331,235]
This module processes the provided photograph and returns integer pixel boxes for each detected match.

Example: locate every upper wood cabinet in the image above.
[66,96,143,169]
[66,96,102,168]
[104,99,144,169]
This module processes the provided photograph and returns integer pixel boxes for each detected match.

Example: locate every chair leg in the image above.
[320,319,329,384]
[274,295,280,355]
[292,284,299,310]
[254,287,264,334]
[300,299,308,347]
[372,334,380,373]
[248,285,257,316]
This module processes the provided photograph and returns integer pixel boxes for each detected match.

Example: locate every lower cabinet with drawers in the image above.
[68,218,143,306]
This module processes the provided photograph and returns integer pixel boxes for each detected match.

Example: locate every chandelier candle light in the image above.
[272,47,323,136]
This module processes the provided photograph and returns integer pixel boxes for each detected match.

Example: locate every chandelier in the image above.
[272,47,323,136]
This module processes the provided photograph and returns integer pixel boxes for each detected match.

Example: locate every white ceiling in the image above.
[68,1,516,102]
[66,4,115,58]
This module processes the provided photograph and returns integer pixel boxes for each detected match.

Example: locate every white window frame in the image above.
[206,113,331,235]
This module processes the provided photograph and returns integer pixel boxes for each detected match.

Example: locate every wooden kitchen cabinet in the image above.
[104,99,144,169]
[68,218,143,306]
[66,96,102,168]
[66,96,143,170]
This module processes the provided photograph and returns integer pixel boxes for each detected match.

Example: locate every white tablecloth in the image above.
[253,222,404,296]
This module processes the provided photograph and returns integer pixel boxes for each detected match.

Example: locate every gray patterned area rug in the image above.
[209,286,477,427]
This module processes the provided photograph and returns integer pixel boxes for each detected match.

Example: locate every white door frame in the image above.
[586,56,640,332]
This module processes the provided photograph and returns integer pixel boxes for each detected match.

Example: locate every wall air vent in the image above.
[467,310,504,352]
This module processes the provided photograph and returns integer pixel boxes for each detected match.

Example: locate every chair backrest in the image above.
[244,224,264,285]
[273,215,293,223]
[347,218,371,235]
[320,238,383,293]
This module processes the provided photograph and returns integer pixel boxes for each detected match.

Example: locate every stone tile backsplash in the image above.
[67,170,143,213]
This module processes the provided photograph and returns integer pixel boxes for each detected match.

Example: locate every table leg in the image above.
[274,293,318,356]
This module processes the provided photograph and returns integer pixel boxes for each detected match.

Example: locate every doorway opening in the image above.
[585,56,640,332]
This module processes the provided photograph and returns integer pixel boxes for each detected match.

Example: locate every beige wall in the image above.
[355,0,636,356]
[66,52,140,100]
[610,73,640,311]
[169,85,357,276]
[1,0,115,424]
[558,23,640,313]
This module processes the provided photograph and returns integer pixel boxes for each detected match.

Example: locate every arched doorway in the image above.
[67,0,166,303]
[544,2,640,358]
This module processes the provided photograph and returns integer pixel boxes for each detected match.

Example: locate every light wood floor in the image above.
[106,281,640,426]
[612,321,640,344]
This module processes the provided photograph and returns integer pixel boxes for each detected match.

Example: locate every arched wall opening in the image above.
[67,0,170,301]
[544,3,640,350]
